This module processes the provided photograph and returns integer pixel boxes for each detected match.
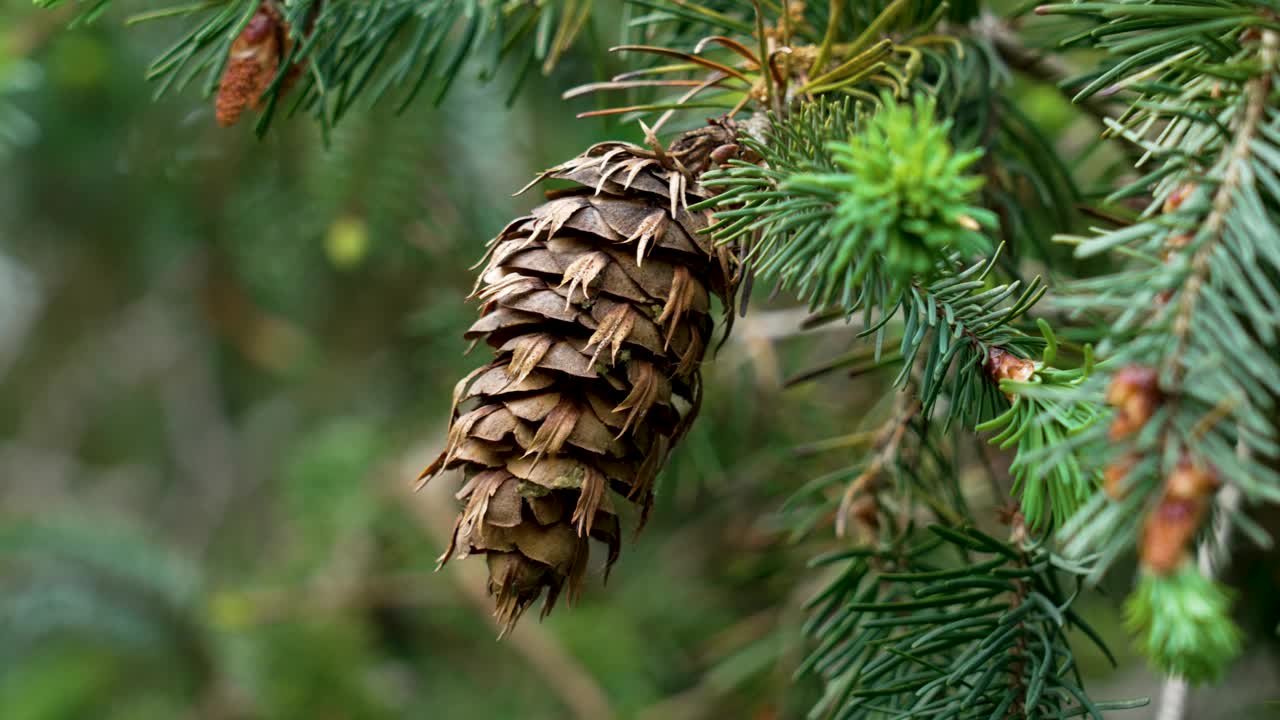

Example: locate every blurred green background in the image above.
[1,3,1278,719]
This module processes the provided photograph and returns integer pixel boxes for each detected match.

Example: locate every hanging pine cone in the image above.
[419,122,741,630]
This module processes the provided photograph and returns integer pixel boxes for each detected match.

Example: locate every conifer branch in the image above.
[37,0,598,131]
[1037,3,1280,685]
[799,525,1143,718]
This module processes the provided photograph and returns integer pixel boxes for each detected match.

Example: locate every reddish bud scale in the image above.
[846,495,881,543]
[1140,496,1205,574]
[1162,183,1199,214]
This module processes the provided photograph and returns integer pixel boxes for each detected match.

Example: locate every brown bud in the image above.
[849,494,881,538]
[1162,183,1198,214]
[1106,365,1161,440]
[996,505,1028,544]
[1140,495,1206,574]
[986,347,1035,400]
[1103,453,1139,500]
[1138,456,1217,575]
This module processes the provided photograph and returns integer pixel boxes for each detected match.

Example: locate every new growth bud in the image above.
[1140,457,1218,575]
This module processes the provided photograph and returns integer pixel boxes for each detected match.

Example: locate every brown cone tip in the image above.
[421,122,741,631]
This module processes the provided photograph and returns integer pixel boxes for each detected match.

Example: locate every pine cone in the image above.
[419,123,741,630]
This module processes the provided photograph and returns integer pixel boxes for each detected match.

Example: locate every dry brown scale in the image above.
[418,121,744,630]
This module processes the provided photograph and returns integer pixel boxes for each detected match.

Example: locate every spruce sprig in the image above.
[700,95,995,313]
[978,333,1104,531]
[1124,565,1242,685]
[1038,2,1280,685]
[802,526,1142,720]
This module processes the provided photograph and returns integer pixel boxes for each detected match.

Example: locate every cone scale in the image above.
[419,121,741,629]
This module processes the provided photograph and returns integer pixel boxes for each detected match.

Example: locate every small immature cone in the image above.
[216,3,293,127]
[1106,365,1161,440]
[419,123,741,630]
[1140,457,1219,574]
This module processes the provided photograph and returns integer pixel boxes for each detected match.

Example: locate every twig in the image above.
[835,391,919,537]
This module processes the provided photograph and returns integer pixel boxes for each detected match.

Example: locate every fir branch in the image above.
[1038,2,1280,685]
[799,526,1142,719]
[699,95,996,313]
[569,0,963,124]
[1052,25,1280,567]
[784,250,1047,431]
[38,0,596,131]
[785,253,1077,585]
[979,342,1105,531]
